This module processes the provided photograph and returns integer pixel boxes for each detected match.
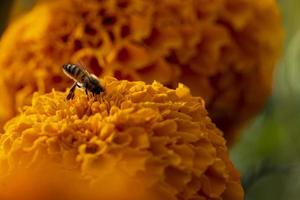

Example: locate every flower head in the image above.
[0,0,283,143]
[0,77,243,200]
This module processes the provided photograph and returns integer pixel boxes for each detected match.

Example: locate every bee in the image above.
[63,63,104,100]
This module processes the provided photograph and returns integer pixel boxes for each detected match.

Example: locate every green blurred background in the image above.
[0,0,299,199]
[231,0,300,199]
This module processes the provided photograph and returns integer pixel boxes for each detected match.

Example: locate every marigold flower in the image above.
[0,77,244,200]
[0,0,283,143]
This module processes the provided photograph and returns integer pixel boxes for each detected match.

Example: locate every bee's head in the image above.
[93,85,103,94]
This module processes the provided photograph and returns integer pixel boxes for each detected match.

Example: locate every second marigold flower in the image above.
[0,0,283,144]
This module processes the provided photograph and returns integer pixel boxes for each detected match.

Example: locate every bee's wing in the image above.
[76,60,86,68]
[90,74,99,79]
[75,61,90,75]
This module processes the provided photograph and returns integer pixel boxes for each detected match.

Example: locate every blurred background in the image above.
[0,0,299,199]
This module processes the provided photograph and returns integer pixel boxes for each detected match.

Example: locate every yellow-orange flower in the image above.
[0,0,283,143]
[0,77,243,200]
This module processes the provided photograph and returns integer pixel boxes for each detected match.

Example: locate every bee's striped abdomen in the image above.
[63,64,79,76]
[63,63,87,82]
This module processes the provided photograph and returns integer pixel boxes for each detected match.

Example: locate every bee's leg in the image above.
[67,92,75,100]
[67,82,78,100]
[85,88,92,100]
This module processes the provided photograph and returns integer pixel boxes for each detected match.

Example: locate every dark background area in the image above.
[0,1,14,34]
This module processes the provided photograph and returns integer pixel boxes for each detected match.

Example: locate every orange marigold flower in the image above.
[0,0,283,144]
[0,77,244,200]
